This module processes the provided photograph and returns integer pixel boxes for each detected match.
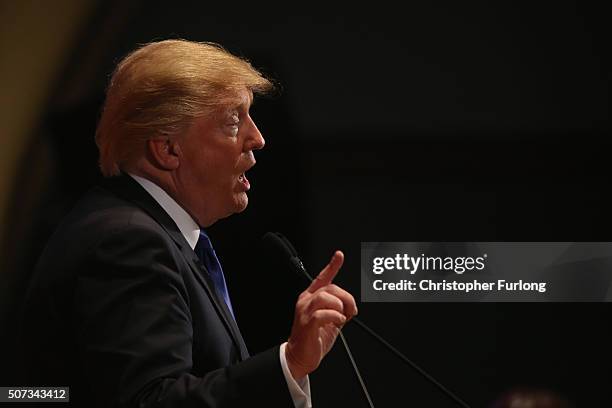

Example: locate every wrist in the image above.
[285,341,308,380]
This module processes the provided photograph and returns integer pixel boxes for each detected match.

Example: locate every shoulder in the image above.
[36,185,187,281]
[51,187,164,248]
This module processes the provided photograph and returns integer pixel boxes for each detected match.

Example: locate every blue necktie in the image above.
[195,230,235,320]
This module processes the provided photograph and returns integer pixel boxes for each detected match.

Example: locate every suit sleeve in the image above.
[74,223,293,408]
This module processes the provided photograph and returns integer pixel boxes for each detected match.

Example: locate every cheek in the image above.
[205,150,237,173]
[187,146,240,188]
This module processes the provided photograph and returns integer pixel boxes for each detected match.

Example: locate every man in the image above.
[21,39,357,407]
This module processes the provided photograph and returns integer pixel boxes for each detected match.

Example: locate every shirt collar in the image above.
[128,173,200,250]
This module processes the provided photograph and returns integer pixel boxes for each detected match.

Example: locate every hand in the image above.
[285,250,358,380]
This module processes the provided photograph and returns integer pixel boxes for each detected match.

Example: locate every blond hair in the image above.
[95,39,274,176]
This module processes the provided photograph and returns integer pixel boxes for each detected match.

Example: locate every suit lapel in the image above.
[100,174,249,360]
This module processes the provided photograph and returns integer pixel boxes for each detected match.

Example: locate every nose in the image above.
[245,116,265,151]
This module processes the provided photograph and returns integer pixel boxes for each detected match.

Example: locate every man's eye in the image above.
[228,122,239,136]
[225,111,240,135]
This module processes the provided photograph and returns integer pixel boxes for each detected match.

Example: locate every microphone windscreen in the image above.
[274,232,299,257]
[261,232,294,260]
[261,232,312,282]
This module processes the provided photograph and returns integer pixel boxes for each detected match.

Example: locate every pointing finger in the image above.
[308,251,344,293]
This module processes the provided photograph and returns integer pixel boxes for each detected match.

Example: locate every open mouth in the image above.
[238,172,250,190]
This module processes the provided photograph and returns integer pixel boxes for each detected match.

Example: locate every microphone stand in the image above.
[349,317,471,408]
[338,330,376,408]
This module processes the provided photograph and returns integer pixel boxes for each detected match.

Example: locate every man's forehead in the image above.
[226,89,253,110]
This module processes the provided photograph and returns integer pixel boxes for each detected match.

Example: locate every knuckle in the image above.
[301,298,313,315]
[311,310,325,322]
[307,303,317,317]
[314,290,330,302]
[296,299,312,316]
[329,283,341,292]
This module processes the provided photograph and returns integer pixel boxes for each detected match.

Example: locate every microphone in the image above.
[262,232,309,278]
[262,232,472,408]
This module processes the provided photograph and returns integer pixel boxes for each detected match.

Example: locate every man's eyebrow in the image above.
[235,100,253,112]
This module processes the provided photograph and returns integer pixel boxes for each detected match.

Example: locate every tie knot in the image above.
[196,231,213,252]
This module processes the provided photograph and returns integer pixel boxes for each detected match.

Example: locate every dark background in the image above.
[1,0,610,406]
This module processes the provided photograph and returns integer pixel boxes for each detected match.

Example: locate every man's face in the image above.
[174,88,265,226]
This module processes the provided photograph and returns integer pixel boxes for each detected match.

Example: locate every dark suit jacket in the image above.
[20,174,293,407]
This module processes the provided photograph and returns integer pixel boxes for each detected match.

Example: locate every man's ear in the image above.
[146,137,181,170]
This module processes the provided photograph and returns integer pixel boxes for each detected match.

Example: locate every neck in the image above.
[124,162,218,228]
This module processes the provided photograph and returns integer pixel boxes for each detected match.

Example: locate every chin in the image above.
[233,193,249,213]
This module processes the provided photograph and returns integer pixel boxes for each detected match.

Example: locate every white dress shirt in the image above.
[129,173,311,408]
